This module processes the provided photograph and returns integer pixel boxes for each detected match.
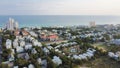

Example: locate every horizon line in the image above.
[0,15,120,16]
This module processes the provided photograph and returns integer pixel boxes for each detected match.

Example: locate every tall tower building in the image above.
[89,21,96,27]
[6,18,19,30]
[14,21,19,30]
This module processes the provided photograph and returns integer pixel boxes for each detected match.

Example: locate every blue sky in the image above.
[0,0,120,15]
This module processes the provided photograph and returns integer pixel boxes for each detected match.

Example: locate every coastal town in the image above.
[0,18,120,68]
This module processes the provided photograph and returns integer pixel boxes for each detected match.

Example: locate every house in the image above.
[72,48,96,60]
[41,59,47,68]
[79,55,87,59]
[13,66,18,68]
[62,53,65,55]
[20,41,25,47]
[22,30,29,36]
[87,48,96,53]
[116,51,120,57]
[25,35,31,41]
[17,53,30,60]
[108,52,114,57]
[47,46,53,50]
[14,30,20,36]
[6,39,12,49]
[73,55,81,59]
[29,31,38,37]
[108,51,120,61]
[55,49,59,52]
[86,52,94,58]
[43,47,49,55]
[8,54,14,61]
[40,33,59,41]
[52,56,62,65]
[28,64,34,68]
[31,48,37,54]
[13,40,19,48]
[110,39,120,45]
[70,48,76,53]
[37,58,41,64]
[32,40,42,47]
[16,46,24,53]
[29,37,35,42]
[54,42,77,49]
[23,67,27,68]
[48,34,59,41]
[18,36,24,41]
[25,44,32,50]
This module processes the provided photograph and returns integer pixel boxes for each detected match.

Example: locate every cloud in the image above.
[0,0,120,15]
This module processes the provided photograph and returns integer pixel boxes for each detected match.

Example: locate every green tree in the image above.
[103,34,110,41]
[2,49,12,61]
[0,63,10,68]
[47,56,57,68]
[16,58,28,67]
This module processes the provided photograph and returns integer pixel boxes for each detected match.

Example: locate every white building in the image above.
[89,21,96,27]
[52,56,62,65]
[29,31,38,37]
[37,58,42,64]
[20,41,25,47]
[32,40,42,47]
[31,48,37,54]
[6,39,12,49]
[6,18,19,30]
[14,21,19,29]
[13,66,18,68]
[108,52,115,57]
[111,39,120,45]
[28,64,34,68]
[13,40,19,48]
[72,48,96,60]
[43,47,49,55]
[25,44,32,50]
[108,51,120,60]
[8,54,14,61]
[16,46,24,53]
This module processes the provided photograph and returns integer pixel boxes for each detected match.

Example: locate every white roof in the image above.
[13,66,18,68]
[37,58,41,64]
[43,47,49,53]
[28,64,34,68]
[52,56,62,65]
[16,46,24,53]
[108,52,114,57]
[72,48,96,60]
[25,44,32,50]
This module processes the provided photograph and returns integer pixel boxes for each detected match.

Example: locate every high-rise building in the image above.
[6,18,19,30]
[89,21,96,27]
[14,21,19,30]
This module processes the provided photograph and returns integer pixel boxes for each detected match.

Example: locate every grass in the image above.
[75,42,120,68]
[76,56,120,68]
[92,42,107,51]
[92,42,120,52]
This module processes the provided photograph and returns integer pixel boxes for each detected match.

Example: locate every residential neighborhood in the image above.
[0,18,120,68]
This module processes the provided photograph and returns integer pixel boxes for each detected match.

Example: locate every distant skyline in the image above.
[0,0,120,15]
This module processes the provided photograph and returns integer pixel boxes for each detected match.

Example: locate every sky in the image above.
[0,0,120,15]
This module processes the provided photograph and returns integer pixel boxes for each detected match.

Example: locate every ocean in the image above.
[0,15,120,28]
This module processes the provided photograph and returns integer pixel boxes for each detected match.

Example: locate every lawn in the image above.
[76,56,120,68]
[92,42,120,52]
[92,42,108,51]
